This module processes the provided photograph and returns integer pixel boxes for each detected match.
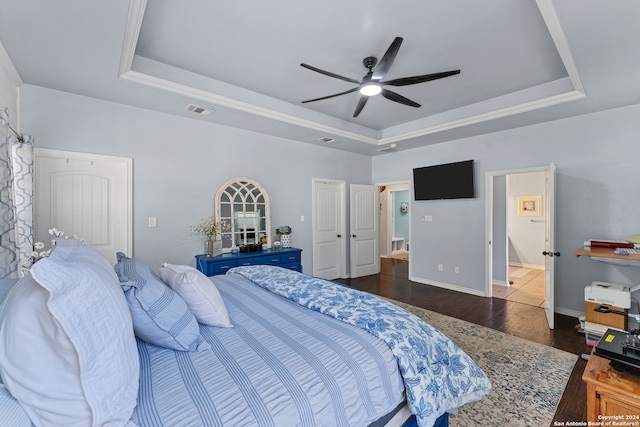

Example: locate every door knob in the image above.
[337,234,341,238]
[352,234,356,238]
[542,251,560,257]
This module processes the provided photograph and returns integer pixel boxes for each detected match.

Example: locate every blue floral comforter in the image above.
[228,265,491,427]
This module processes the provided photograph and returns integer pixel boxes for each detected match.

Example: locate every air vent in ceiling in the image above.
[185,104,214,115]
[319,137,336,143]
[378,144,398,153]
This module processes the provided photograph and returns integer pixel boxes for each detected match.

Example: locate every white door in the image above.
[34,149,132,265]
[350,184,380,278]
[543,163,557,329]
[312,179,345,280]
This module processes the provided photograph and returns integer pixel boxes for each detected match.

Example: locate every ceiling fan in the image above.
[300,37,460,117]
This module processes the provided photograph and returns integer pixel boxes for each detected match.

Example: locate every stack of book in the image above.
[583,239,638,249]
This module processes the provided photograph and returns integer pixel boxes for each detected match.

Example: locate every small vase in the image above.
[280,234,291,248]
[205,240,214,257]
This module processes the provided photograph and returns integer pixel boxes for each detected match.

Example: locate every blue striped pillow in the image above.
[114,253,203,351]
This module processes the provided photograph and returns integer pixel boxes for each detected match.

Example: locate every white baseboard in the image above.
[554,306,582,320]
[509,262,545,270]
[493,280,509,287]
[409,275,487,297]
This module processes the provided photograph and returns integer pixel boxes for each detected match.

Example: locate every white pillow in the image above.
[159,263,233,328]
[0,239,139,427]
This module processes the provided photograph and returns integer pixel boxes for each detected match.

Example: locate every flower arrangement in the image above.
[189,217,229,241]
[22,228,84,270]
[276,225,292,235]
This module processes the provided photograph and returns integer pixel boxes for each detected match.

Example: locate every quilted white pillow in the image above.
[159,263,233,328]
[0,239,139,427]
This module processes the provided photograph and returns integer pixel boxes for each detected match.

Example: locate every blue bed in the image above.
[0,243,489,427]
[132,273,407,426]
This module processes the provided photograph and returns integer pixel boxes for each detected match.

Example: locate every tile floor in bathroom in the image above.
[492,266,546,307]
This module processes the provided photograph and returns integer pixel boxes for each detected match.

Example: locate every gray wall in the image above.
[21,85,372,273]
[373,103,640,314]
[20,84,640,315]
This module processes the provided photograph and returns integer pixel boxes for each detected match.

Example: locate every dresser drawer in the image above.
[196,258,238,276]
[238,254,282,266]
[280,252,301,264]
[281,262,301,272]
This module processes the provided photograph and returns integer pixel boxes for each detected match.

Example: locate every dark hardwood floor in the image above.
[335,258,591,426]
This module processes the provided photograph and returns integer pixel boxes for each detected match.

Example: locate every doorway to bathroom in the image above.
[491,171,547,308]
[378,183,410,262]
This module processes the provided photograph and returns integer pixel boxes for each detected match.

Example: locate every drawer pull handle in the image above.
[242,263,251,266]
[271,258,279,262]
[221,266,230,269]
[288,257,295,260]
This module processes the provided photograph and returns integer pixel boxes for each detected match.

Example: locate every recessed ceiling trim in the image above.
[118,0,147,77]
[378,89,586,145]
[536,0,585,94]
[120,69,380,145]
[119,0,585,150]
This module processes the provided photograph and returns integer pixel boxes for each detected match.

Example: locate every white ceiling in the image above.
[1,0,639,156]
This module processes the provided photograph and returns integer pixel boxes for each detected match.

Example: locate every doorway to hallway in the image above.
[377,182,410,265]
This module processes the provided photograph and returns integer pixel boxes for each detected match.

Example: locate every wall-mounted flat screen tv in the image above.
[413,160,475,200]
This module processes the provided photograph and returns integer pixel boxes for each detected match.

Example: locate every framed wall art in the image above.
[517,195,542,216]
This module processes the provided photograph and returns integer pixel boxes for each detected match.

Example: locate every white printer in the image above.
[584,281,632,309]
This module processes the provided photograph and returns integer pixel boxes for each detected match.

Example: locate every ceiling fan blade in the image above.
[300,63,360,84]
[353,96,369,117]
[372,37,403,80]
[381,89,421,108]
[382,70,461,86]
[301,87,359,103]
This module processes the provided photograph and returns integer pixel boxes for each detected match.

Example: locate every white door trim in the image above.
[376,181,411,264]
[485,165,555,329]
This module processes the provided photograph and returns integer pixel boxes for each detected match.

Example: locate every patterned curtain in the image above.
[0,108,34,278]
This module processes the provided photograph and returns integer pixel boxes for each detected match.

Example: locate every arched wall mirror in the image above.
[215,177,271,251]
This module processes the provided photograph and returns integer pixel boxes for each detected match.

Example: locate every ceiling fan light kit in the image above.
[300,37,460,117]
[360,82,382,96]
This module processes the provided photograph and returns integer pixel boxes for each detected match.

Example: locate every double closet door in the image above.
[312,180,379,280]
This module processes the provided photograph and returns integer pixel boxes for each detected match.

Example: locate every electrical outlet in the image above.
[438,264,443,272]
[454,266,460,274]
[425,215,433,221]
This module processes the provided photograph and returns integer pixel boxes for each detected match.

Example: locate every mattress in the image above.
[131,273,406,426]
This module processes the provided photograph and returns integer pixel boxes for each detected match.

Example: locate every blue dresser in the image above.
[196,247,302,277]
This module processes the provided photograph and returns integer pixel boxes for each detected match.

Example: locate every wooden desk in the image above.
[575,246,640,267]
[582,352,640,421]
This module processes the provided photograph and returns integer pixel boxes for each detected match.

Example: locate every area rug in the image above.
[386,298,578,427]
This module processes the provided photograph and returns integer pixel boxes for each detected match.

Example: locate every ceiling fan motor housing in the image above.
[363,56,378,70]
